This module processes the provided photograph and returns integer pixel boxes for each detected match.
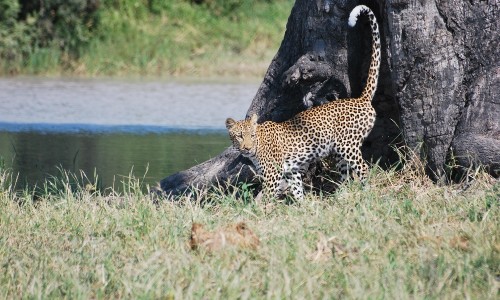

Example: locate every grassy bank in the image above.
[1,0,293,78]
[0,161,498,298]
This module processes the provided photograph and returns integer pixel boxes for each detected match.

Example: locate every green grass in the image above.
[0,163,498,298]
[2,0,294,78]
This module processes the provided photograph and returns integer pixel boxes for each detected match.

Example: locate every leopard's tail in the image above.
[348,5,381,102]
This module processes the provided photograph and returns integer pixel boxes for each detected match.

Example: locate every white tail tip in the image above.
[348,5,369,27]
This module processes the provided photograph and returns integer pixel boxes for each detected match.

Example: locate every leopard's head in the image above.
[225,114,258,157]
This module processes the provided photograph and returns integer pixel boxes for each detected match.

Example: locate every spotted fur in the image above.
[226,5,381,199]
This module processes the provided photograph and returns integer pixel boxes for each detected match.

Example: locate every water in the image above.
[0,77,259,190]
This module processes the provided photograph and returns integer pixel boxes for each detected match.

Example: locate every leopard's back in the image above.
[255,98,376,165]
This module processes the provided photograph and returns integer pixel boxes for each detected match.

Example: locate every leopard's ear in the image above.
[225,118,236,130]
[250,114,258,125]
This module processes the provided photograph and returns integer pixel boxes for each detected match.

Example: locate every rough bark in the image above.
[160,0,499,196]
[383,0,499,179]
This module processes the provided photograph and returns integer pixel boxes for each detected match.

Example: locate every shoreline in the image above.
[0,72,264,83]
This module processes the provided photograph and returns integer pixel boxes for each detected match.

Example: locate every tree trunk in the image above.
[383,0,499,179]
[160,0,499,196]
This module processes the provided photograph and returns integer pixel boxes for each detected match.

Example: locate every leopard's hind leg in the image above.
[335,143,369,182]
[331,151,349,182]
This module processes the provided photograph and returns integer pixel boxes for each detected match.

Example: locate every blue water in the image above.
[0,122,226,134]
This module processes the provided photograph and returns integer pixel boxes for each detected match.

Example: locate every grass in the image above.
[3,0,294,78]
[0,159,498,298]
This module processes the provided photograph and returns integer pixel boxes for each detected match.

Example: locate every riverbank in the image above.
[0,160,498,298]
[0,0,293,78]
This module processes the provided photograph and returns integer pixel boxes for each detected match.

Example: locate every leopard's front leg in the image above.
[283,161,304,200]
[261,165,287,199]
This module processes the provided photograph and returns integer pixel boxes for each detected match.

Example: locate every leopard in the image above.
[225,5,381,200]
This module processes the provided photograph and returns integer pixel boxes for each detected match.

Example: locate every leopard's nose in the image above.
[241,139,250,150]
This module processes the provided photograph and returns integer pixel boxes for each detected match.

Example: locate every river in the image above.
[0,77,259,191]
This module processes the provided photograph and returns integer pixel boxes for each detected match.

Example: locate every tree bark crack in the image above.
[435,0,455,36]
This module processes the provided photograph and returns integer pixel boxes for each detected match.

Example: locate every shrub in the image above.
[0,0,99,73]
[21,0,100,56]
[0,0,34,73]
